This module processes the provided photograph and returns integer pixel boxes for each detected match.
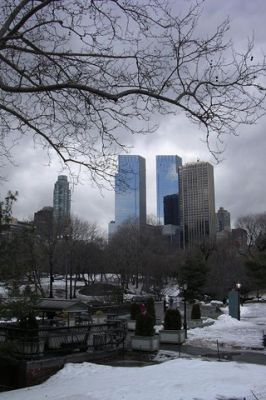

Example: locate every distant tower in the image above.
[156,155,182,224]
[114,155,146,227]
[53,175,71,223]
[179,161,216,247]
[216,207,231,232]
[34,206,54,238]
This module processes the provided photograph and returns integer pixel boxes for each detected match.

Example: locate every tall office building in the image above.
[216,207,231,232]
[179,161,216,247]
[53,175,71,223]
[156,155,182,224]
[114,155,146,228]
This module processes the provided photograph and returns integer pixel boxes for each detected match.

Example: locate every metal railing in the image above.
[0,318,127,359]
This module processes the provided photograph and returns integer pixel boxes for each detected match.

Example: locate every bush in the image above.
[111,286,124,304]
[130,303,140,320]
[191,303,201,320]
[135,312,154,336]
[164,309,182,330]
[0,342,14,356]
[95,310,104,316]
[146,297,156,326]
[18,314,39,342]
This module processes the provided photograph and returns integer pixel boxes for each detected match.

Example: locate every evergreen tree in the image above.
[178,252,208,301]
[246,252,266,292]
[146,297,156,326]
[191,303,201,320]
[130,303,141,321]
[164,309,182,330]
[135,312,154,337]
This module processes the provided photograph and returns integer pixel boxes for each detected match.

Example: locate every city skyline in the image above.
[3,144,265,235]
[1,1,266,233]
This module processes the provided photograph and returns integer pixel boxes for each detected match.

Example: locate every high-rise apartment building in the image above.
[179,161,216,247]
[114,155,146,227]
[216,207,231,232]
[53,175,71,223]
[156,155,182,224]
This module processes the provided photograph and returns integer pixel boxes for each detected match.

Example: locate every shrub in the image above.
[95,310,104,316]
[146,297,156,326]
[111,286,124,304]
[18,314,39,341]
[164,309,182,330]
[191,303,201,320]
[135,312,154,336]
[0,342,14,356]
[130,303,140,320]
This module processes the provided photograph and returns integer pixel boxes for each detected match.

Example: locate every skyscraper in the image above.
[156,155,182,224]
[179,161,216,247]
[114,155,146,227]
[216,207,231,232]
[53,175,71,223]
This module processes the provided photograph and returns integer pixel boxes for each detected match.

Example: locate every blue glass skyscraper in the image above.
[115,155,146,227]
[156,155,182,224]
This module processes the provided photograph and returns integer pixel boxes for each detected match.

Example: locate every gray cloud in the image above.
[2,0,266,233]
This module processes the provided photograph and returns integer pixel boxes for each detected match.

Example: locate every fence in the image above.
[0,318,127,359]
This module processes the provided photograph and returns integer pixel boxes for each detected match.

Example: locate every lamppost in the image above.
[236,282,241,321]
[183,283,188,338]
[64,233,70,299]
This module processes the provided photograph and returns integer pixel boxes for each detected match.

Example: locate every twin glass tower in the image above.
[110,154,216,246]
[110,155,182,233]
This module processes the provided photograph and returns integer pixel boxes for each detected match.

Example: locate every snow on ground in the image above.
[161,283,180,298]
[1,303,266,399]
[1,358,266,400]
[1,291,266,399]
[0,284,8,297]
[187,303,266,350]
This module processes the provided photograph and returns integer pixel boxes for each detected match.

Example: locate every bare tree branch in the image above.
[1,0,266,182]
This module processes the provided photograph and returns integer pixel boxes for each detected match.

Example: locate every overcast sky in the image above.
[2,0,266,235]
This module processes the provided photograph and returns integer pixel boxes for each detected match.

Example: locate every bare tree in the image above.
[107,223,138,288]
[107,221,180,292]
[67,216,104,298]
[1,1,266,181]
[236,213,266,296]
[236,213,266,248]
[70,216,100,242]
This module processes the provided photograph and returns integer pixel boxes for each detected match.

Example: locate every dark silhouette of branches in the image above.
[1,0,266,181]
